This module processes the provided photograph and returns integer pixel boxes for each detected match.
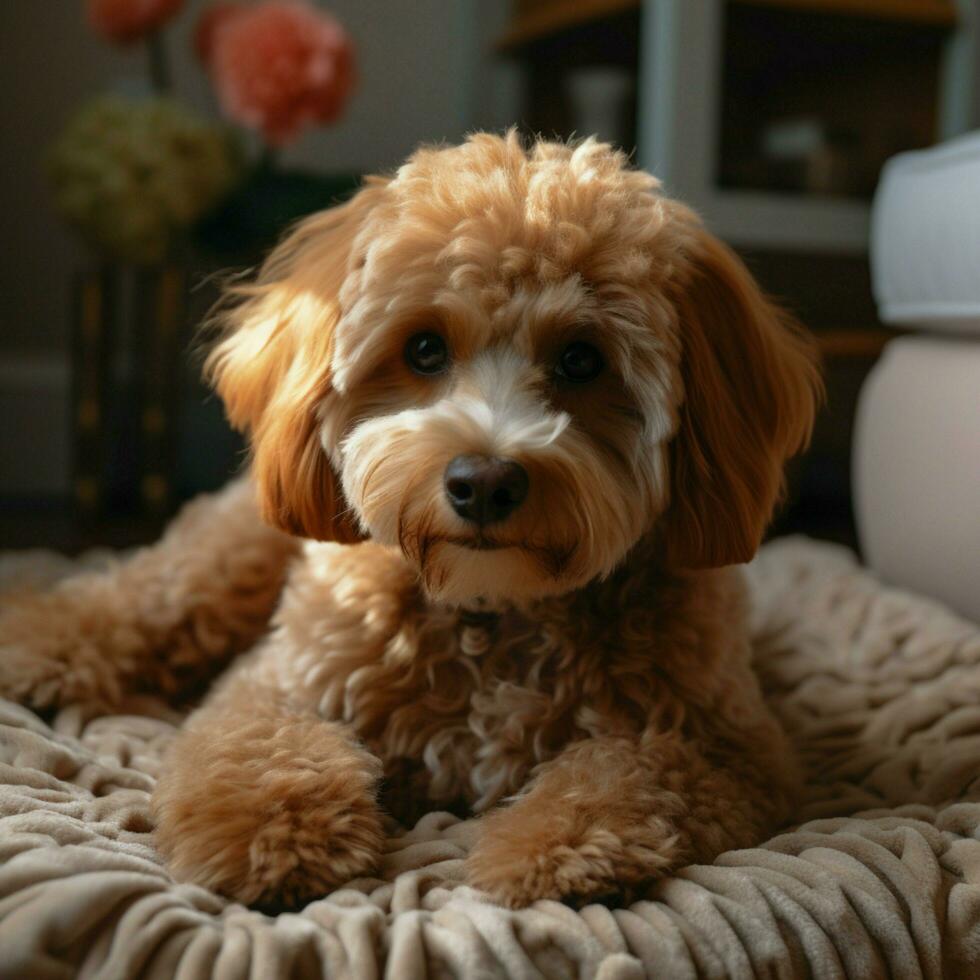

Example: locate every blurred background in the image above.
[1,0,978,556]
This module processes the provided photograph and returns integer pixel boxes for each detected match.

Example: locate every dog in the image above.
[0,132,821,909]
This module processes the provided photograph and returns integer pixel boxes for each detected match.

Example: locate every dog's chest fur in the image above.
[267,540,746,822]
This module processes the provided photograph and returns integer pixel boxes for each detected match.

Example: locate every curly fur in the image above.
[0,479,295,711]
[0,132,821,909]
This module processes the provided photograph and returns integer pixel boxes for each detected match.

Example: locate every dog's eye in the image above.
[405,332,450,375]
[556,342,604,383]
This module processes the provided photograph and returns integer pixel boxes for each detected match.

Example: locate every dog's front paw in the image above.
[152,709,384,908]
[468,825,621,909]
[467,802,683,908]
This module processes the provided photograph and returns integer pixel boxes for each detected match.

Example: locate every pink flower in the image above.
[204,1,355,147]
[193,2,244,64]
[87,0,185,45]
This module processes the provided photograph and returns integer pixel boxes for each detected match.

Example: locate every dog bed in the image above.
[1,537,979,979]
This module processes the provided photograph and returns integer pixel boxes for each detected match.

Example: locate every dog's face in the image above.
[208,134,820,603]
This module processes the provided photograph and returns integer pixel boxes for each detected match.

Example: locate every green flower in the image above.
[47,96,243,264]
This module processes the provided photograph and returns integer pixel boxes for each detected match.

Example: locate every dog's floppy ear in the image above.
[205,181,386,541]
[661,224,822,569]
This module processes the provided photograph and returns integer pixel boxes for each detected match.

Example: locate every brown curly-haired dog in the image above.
[0,133,821,909]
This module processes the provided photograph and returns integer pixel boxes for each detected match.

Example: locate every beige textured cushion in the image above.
[1,538,979,978]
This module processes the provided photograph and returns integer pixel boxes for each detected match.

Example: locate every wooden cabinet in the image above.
[501,0,975,251]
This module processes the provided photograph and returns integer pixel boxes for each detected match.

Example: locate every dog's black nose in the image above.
[444,455,529,526]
